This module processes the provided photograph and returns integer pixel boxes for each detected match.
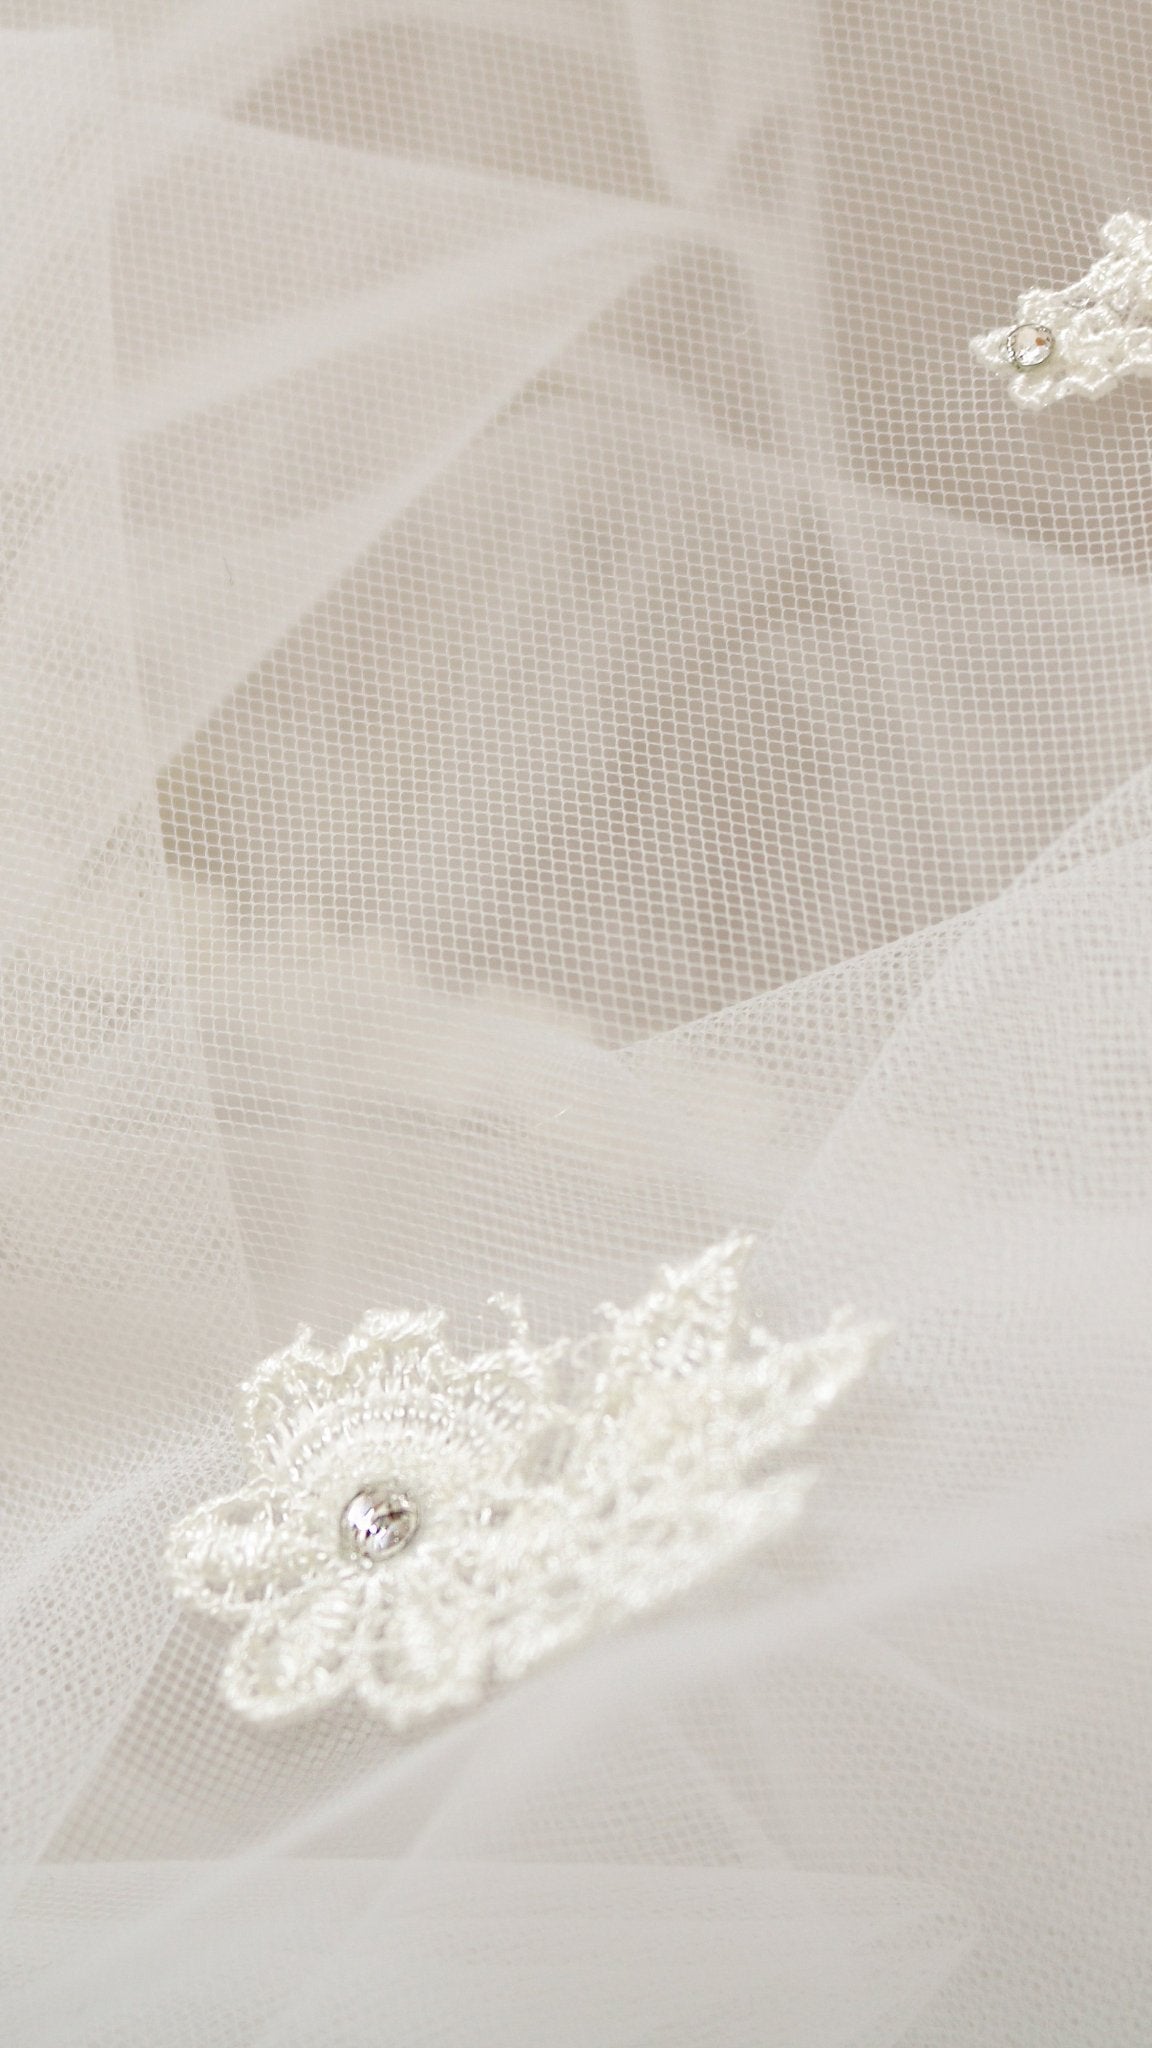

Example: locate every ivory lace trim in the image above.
[972,213,1152,407]
[168,1238,881,1730]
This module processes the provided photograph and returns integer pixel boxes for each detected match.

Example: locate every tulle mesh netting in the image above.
[4,2,1152,2041]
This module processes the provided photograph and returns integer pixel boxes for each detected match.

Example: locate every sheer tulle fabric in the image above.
[2,3,1151,2042]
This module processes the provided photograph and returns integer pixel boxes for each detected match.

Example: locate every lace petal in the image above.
[166,1488,321,1619]
[221,1582,373,1723]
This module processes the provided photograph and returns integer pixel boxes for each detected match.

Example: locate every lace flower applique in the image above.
[167,1238,882,1730]
[971,213,1152,407]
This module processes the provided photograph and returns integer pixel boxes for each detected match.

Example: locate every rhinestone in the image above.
[1005,322,1055,369]
[339,1485,419,1565]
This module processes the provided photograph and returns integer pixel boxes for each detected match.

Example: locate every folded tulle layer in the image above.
[2,5,1152,2043]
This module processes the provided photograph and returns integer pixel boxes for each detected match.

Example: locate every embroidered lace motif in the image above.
[167,1238,881,1729]
[971,213,1152,406]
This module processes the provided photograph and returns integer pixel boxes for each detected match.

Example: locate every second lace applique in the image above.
[167,1237,883,1730]
[971,212,1152,407]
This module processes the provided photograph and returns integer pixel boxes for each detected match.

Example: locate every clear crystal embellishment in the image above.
[339,1486,419,1564]
[1005,322,1054,368]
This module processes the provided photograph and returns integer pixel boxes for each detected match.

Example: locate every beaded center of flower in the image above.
[1005,322,1055,369]
[339,1485,420,1565]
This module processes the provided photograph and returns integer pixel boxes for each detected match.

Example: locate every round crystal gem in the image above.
[339,1485,419,1565]
[1005,322,1055,369]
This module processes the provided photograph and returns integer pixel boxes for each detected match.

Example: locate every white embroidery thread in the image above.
[971,213,1152,407]
[167,1238,882,1729]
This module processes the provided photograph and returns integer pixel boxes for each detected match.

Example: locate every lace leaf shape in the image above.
[167,1237,884,1730]
[971,213,1152,408]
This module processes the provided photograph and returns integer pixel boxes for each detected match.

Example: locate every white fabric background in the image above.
[1,2,1151,2040]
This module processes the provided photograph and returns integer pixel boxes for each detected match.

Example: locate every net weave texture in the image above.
[3,3,1152,2042]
